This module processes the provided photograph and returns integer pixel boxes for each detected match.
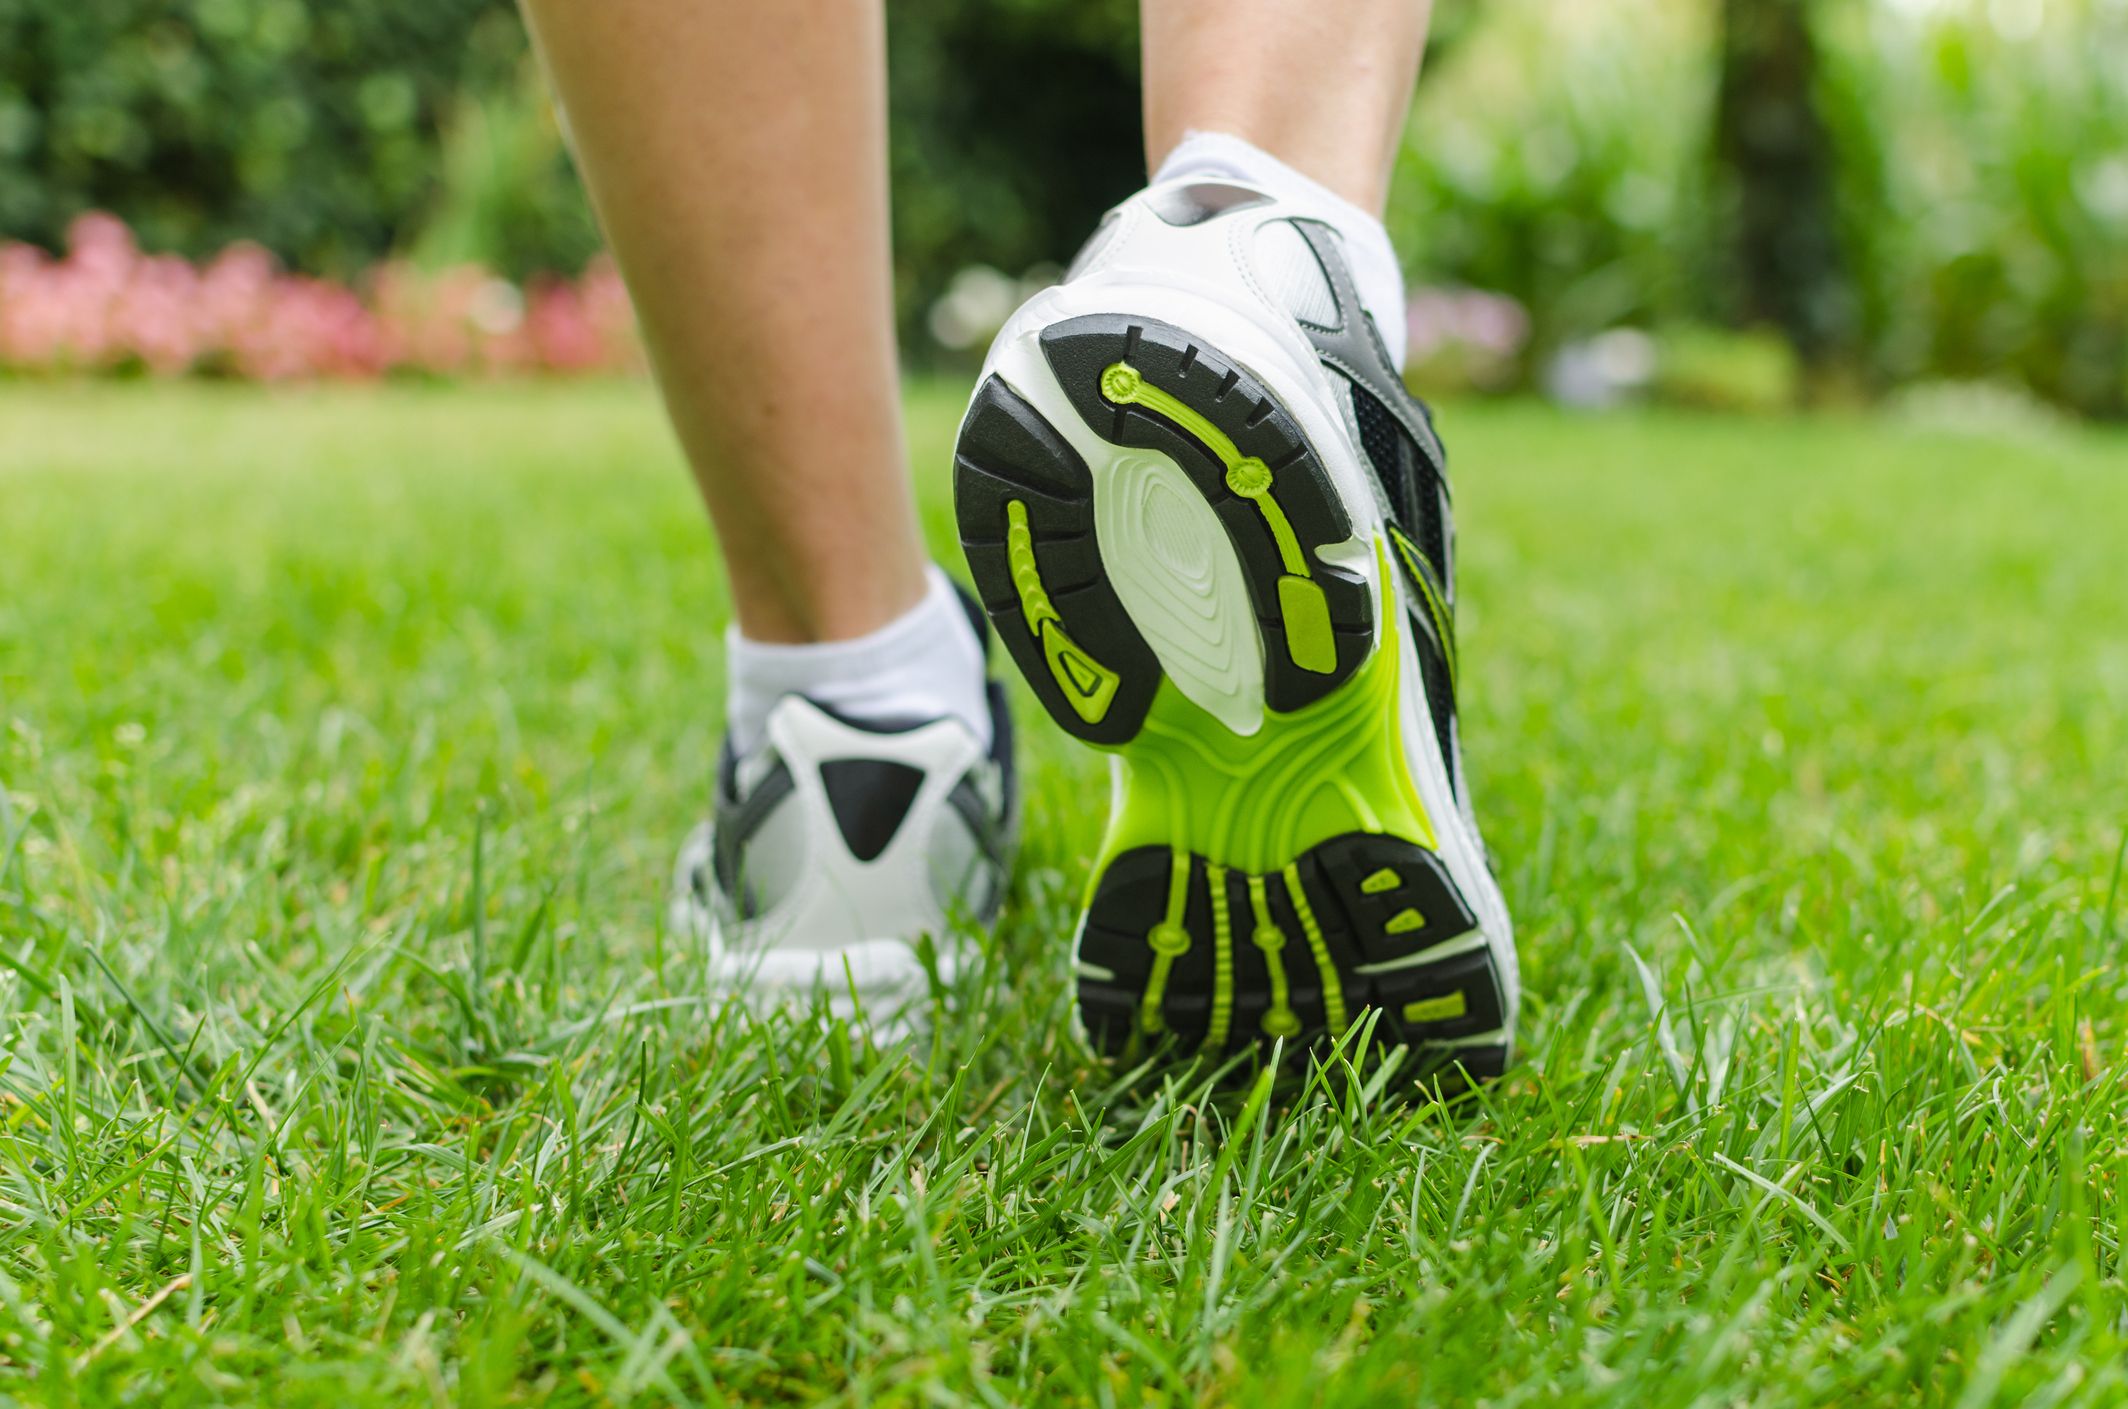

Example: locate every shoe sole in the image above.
[954,309,1510,1080]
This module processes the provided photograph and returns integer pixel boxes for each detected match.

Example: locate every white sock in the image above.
[1151,130,1409,371]
[725,566,991,756]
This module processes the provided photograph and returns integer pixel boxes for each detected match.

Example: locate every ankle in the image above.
[1151,130,1409,370]
[728,557,930,646]
[725,565,990,756]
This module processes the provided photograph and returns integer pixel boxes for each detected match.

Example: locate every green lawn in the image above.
[2,379,2125,1406]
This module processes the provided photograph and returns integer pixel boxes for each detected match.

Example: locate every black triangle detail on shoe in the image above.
[818,759,926,863]
[1061,650,1102,695]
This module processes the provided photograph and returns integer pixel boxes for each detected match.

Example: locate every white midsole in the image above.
[669,826,960,1023]
[708,936,953,1005]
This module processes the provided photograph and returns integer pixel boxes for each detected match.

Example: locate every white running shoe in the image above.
[952,176,1518,1080]
[670,593,1016,1017]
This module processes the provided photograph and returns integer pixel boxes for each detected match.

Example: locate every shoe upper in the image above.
[675,596,1016,963]
[1275,217,1471,816]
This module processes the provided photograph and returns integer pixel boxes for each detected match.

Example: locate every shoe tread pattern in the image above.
[1035,314,1374,716]
[955,377,1164,745]
[1077,833,1507,1081]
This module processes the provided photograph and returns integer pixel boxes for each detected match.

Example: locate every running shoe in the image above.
[952,177,1517,1077]
[670,592,1016,1016]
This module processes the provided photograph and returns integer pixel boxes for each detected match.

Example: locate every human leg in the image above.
[1141,0,1433,213]
[519,0,1010,1002]
[521,0,926,647]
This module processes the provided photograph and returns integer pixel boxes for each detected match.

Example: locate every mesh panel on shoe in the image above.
[1352,378,1451,594]
[1349,380,1408,517]
[1418,615,1460,793]
[1250,220,1341,330]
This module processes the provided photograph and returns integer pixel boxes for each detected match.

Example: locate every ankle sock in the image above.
[1151,130,1409,371]
[725,565,991,757]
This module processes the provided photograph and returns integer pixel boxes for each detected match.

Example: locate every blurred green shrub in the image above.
[408,58,601,278]
[1652,324,1801,413]
[1820,0,2128,418]
[0,0,537,275]
[885,0,1141,357]
[1391,0,1718,372]
[1395,0,2128,417]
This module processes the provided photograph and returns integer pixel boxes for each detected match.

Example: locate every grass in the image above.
[1,376,2125,1406]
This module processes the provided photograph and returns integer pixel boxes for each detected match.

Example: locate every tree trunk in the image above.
[1714,0,1852,371]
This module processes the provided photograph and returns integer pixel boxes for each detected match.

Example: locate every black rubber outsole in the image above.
[955,314,1374,746]
[1076,832,1507,1078]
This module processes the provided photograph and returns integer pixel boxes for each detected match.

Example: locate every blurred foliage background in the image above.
[1,0,2122,414]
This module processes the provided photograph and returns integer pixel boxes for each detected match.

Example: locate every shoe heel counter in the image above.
[723,699,1001,951]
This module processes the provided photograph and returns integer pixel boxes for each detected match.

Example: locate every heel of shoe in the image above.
[954,312,1376,745]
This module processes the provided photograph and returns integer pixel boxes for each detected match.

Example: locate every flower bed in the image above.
[0,214,642,380]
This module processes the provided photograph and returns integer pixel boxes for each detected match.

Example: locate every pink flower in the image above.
[0,212,644,380]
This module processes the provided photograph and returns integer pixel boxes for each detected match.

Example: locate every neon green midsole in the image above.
[1085,541,1435,888]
